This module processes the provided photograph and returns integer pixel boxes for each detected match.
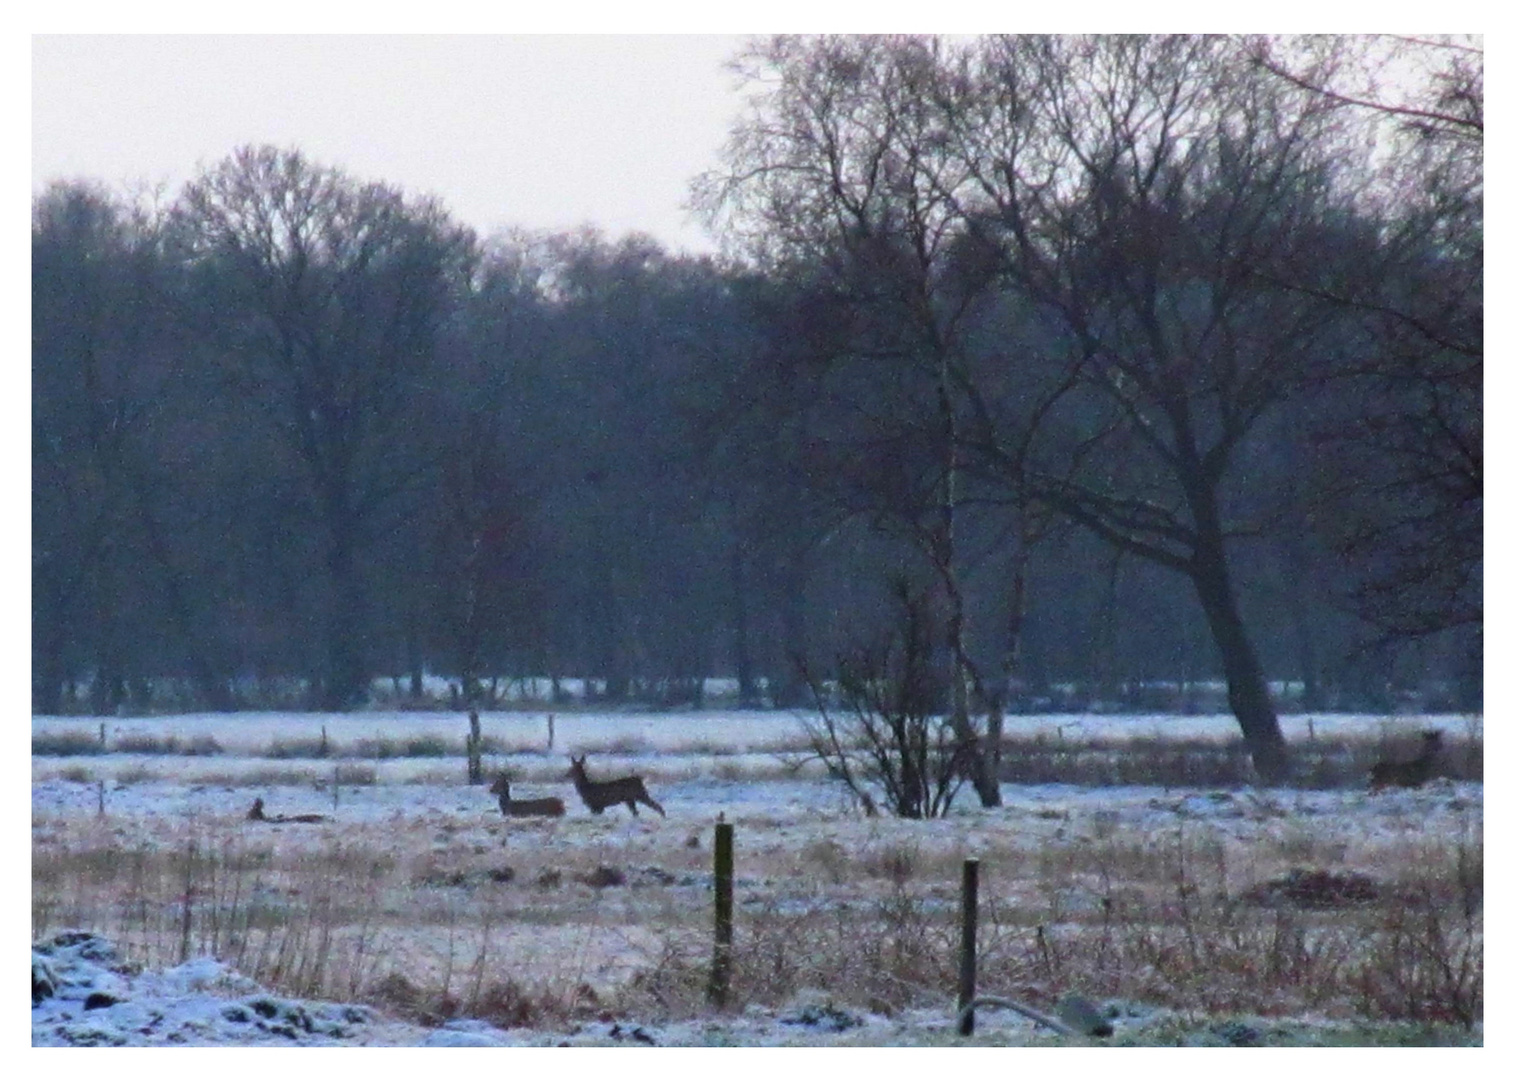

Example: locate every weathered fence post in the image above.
[467,709,483,785]
[957,857,980,1036]
[547,713,555,752]
[96,779,105,818]
[98,722,106,749]
[332,765,340,811]
[708,820,734,1006]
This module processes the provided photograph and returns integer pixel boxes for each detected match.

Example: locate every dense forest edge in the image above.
[34,36,1480,786]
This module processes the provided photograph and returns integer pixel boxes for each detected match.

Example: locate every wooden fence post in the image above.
[708,820,734,1006]
[957,857,980,1035]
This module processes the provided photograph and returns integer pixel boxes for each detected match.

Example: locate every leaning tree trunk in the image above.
[1190,526,1292,784]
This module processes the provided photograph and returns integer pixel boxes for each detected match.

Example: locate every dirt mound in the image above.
[1241,867,1381,909]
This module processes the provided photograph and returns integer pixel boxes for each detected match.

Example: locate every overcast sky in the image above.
[32,35,754,254]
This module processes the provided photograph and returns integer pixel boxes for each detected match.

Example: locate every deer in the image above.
[1368,730,1444,792]
[247,797,329,824]
[489,774,566,818]
[567,754,665,817]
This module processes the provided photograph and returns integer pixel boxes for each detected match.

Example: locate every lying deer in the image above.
[568,754,665,817]
[489,774,566,818]
[247,797,329,824]
[1368,730,1444,792]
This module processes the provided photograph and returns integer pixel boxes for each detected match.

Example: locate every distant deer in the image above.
[489,774,566,818]
[1369,730,1444,791]
[247,797,329,824]
[567,755,665,817]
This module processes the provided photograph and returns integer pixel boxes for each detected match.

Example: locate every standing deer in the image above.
[489,774,566,818]
[1369,730,1444,791]
[567,754,665,817]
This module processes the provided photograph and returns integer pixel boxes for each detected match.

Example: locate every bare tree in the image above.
[32,182,218,713]
[172,146,476,708]
[706,35,1399,782]
[1253,36,1481,648]
[33,183,149,713]
[930,35,1368,782]
[699,36,1007,805]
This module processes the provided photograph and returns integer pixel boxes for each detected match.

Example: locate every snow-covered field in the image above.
[35,707,1474,756]
[33,710,1483,1046]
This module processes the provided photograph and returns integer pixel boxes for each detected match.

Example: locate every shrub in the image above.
[266,738,331,760]
[112,734,224,756]
[333,764,378,786]
[33,731,106,757]
[404,735,451,758]
[801,583,965,819]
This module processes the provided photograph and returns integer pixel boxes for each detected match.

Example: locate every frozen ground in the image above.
[32,930,1477,1047]
[33,710,1482,1047]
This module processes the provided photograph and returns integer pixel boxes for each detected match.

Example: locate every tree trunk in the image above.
[773,549,810,708]
[33,571,70,715]
[408,633,424,698]
[1094,551,1122,706]
[731,543,758,707]
[322,528,366,711]
[34,625,66,716]
[1190,535,1291,784]
[936,359,1000,809]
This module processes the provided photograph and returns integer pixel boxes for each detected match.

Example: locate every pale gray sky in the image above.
[32,35,754,254]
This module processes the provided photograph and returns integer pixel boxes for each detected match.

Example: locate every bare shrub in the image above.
[861,841,922,886]
[333,763,377,786]
[1354,892,1482,1029]
[577,866,626,888]
[33,731,106,757]
[801,585,966,819]
[799,839,851,884]
[473,978,539,1028]
[267,738,331,760]
[404,735,452,758]
[113,734,224,756]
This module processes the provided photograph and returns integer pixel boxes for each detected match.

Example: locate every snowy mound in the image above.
[31,931,521,1047]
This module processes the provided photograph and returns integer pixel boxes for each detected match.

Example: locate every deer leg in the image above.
[627,801,639,817]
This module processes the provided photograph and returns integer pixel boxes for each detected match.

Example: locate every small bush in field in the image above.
[267,737,330,760]
[404,735,451,758]
[113,734,178,755]
[183,735,224,756]
[350,736,452,759]
[112,734,224,756]
[334,763,378,786]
